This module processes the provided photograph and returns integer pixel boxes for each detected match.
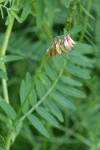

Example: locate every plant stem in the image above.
[65,0,77,31]
[0,16,14,56]
[3,130,14,150]
[0,14,14,104]
[2,79,9,103]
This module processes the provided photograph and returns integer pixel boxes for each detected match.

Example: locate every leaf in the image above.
[35,79,45,98]
[81,6,95,20]
[52,56,63,70]
[69,53,93,68]
[36,0,45,28]
[39,74,51,88]
[25,72,37,106]
[61,75,82,87]
[44,100,64,122]
[20,5,31,22]
[0,70,8,80]
[20,80,29,113]
[16,121,23,136]
[44,62,57,80]
[56,83,86,98]
[71,25,83,35]
[66,64,91,79]
[74,42,93,54]
[4,55,23,63]
[0,97,16,120]
[11,10,21,23]
[36,106,59,128]
[11,6,20,12]
[28,114,50,138]
[50,92,76,110]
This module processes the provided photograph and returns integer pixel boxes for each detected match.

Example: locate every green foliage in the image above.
[28,114,50,138]
[0,96,16,120]
[0,0,99,150]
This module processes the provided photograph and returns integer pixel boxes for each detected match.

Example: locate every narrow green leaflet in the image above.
[11,5,31,23]
[3,55,23,63]
[52,56,63,70]
[61,76,82,87]
[25,73,37,106]
[35,79,45,98]
[0,97,16,120]
[81,6,95,20]
[11,10,21,23]
[66,64,91,79]
[16,121,23,136]
[50,92,76,110]
[74,42,93,54]
[44,62,57,80]
[11,6,20,12]
[20,80,29,113]
[28,114,50,138]
[39,74,51,88]
[44,100,64,122]
[0,70,8,80]
[36,106,59,128]
[69,53,93,67]
[71,25,83,35]
[20,5,31,22]
[57,83,86,98]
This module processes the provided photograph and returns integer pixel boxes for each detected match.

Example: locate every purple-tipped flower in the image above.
[46,35,76,58]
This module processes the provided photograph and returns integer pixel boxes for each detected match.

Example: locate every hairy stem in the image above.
[65,0,77,31]
[20,60,66,121]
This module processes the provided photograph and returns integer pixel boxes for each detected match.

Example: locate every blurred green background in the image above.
[0,0,100,150]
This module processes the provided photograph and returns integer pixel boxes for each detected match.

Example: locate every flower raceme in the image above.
[46,35,76,58]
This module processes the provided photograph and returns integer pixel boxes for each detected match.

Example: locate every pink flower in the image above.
[46,35,76,58]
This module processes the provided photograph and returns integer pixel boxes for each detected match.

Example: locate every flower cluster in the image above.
[46,35,76,58]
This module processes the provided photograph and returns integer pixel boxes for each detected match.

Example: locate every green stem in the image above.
[13,56,46,126]
[0,16,14,56]
[2,79,9,103]
[19,60,66,121]
[66,0,77,31]
[0,14,14,103]
[3,130,14,150]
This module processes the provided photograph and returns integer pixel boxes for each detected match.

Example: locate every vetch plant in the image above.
[0,0,97,150]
